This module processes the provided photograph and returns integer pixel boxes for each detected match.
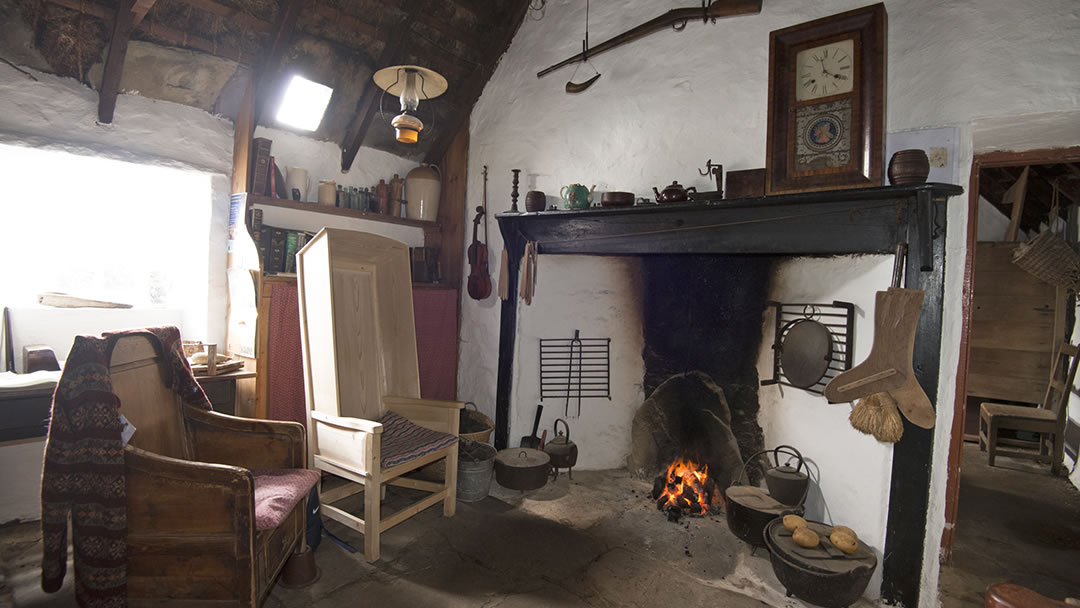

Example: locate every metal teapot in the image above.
[763,445,809,506]
[545,418,578,478]
[653,180,697,203]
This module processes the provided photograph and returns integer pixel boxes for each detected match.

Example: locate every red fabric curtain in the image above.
[413,287,458,401]
[266,284,306,426]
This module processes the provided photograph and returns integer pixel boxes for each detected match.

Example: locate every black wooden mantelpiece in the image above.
[495,183,963,608]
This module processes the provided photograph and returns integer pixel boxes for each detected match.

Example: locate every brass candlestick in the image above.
[510,169,521,213]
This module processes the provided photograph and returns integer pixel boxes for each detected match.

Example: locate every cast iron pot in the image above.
[762,518,877,608]
[494,448,550,491]
[725,448,805,547]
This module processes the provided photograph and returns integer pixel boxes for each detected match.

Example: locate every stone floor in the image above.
[1,469,881,608]
[4,453,1075,608]
[937,443,1080,606]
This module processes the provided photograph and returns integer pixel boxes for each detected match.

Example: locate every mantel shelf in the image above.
[496,183,963,260]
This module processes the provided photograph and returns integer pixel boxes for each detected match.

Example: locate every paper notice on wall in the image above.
[226,268,257,358]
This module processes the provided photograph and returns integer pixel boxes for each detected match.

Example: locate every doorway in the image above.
[939,146,1080,605]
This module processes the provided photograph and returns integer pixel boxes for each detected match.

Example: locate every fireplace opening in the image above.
[630,255,775,519]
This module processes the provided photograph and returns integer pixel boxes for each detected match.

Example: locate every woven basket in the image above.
[459,402,494,443]
[1013,230,1080,293]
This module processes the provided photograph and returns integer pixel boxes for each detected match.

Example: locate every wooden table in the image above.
[195,369,256,416]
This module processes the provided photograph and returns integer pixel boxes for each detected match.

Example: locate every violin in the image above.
[467,167,492,300]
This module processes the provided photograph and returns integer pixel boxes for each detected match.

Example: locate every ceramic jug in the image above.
[405,163,442,221]
[560,184,595,210]
[317,180,337,206]
[286,167,311,201]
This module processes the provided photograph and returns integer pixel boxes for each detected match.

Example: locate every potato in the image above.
[830,531,858,555]
[792,527,820,548]
[782,514,808,532]
[830,525,857,542]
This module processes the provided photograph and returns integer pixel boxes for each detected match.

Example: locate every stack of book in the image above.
[248,209,314,275]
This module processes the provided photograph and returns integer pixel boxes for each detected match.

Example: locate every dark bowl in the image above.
[600,191,635,207]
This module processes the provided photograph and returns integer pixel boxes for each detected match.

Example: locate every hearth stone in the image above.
[628,371,749,489]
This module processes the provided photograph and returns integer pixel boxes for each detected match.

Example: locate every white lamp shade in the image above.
[372,65,448,100]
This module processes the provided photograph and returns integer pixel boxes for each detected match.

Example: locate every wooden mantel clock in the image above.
[765,3,886,195]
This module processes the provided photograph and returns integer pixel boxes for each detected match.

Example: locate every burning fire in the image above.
[653,457,714,518]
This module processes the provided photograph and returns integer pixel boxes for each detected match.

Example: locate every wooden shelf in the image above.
[249,194,438,229]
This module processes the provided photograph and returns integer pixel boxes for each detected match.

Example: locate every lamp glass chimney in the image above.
[400,69,420,113]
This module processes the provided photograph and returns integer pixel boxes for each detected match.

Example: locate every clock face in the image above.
[795,39,855,101]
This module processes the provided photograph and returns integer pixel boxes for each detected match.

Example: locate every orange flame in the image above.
[658,457,711,515]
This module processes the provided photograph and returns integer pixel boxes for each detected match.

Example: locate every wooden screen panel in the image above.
[331,263,384,421]
[968,242,1063,403]
[110,336,188,460]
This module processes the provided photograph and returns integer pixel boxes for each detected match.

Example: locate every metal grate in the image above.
[539,330,611,406]
[760,300,855,396]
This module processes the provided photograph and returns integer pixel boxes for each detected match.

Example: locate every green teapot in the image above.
[560,184,595,210]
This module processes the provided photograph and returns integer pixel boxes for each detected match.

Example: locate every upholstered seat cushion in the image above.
[252,469,321,530]
[379,411,458,469]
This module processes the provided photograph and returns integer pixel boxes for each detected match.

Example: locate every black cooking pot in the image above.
[494,448,550,491]
[725,448,805,547]
[763,518,877,607]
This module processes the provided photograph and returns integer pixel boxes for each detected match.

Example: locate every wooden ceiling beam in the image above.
[310,5,385,42]
[410,12,477,52]
[448,0,496,25]
[45,0,256,64]
[252,0,302,127]
[172,0,272,34]
[424,0,530,164]
[97,0,137,123]
[130,0,157,25]
[341,20,411,171]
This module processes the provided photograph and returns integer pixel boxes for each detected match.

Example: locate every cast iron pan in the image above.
[779,318,834,389]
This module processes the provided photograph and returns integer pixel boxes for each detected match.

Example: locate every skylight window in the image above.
[276,75,333,131]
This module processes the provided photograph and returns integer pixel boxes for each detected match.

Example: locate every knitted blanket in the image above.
[40,326,210,607]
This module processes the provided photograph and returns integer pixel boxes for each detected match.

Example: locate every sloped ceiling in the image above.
[3,0,530,164]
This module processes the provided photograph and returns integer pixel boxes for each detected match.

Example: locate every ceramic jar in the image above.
[887,149,931,185]
[317,180,337,206]
[405,164,442,221]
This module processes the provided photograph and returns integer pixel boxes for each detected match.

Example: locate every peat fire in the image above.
[650,456,720,522]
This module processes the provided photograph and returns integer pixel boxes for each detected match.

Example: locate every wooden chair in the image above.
[985,583,1079,607]
[979,342,1078,475]
[110,333,316,605]
[296,228,462,563]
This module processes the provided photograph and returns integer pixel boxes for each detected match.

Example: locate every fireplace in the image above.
[494,183,963,607]
[630,254,773,516]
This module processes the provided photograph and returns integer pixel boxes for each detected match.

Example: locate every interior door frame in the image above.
[940,145,1080,562]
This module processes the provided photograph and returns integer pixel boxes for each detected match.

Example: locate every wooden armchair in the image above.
[110,334,317,605]
[297,228,462,563]
[979,342,1078,475]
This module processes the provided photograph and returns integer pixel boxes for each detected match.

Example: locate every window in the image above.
[1,144,213,331]
[276,75,333,132]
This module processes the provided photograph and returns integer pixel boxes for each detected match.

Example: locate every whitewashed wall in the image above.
[510,256,645,469]
[460,1,1080,605]
[0,64,233,347]
[756,255,895,599]
[252,126,417,203]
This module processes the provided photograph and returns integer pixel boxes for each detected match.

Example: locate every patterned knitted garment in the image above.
[40,326,210,607]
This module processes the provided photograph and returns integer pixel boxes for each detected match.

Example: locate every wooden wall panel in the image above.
[436,122,468,290]
[967,241,1063,403]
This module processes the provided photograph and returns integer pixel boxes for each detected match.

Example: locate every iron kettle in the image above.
[763,445,809,506]
[544,418,578,470]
